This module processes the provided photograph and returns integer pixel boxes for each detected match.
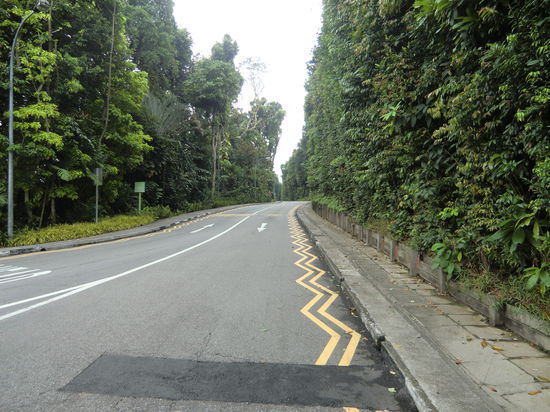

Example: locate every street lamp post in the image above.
[7,0,50,238]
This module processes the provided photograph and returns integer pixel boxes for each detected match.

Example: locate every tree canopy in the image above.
[0,0,284,240]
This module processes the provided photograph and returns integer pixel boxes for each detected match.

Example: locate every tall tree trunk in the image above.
[49,197,56,225]
[24,190,33,222]
[99,0,117,148]
[211,128,218,199]
[39,190,48,228]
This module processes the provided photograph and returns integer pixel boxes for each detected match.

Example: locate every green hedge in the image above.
[6,214,156,247]
[285,0,549,311]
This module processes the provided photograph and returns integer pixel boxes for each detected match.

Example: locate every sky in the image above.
[172,0,323,179]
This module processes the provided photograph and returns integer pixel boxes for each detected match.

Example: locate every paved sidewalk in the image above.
[0,204,252,257]
[297,203,550,412]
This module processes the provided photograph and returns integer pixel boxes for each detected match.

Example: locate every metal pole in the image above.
[7,10,36,238]
[95,182,99,223]
[138,192,142,213]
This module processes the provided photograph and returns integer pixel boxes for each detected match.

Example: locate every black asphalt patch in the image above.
[62,354,414,410]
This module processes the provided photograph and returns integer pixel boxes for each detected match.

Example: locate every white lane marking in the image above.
[0,266,24,273]
[0,269,38,279]
[0,204,277,322]
[257,223,268,232]
[190,224,214,234]
[0,271,52,285]
[0,285,83,310]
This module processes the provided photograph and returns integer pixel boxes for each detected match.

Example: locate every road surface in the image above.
[0,202,414,411]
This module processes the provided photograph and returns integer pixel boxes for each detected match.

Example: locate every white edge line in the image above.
[0,204,277,322]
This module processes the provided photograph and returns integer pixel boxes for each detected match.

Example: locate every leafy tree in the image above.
[185,36,243,199]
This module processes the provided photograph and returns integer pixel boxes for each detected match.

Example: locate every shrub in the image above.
[6,214,156,247]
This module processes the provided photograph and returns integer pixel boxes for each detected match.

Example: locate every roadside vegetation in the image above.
[3,198,246,247]
[1,0,283,242]
[7,214,156,247]
[283,1,549,319]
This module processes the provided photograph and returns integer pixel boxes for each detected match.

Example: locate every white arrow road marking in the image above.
[0,271,52,285]
[190,224,214,234]
[0,203,278,322]
[0,265,52,285]
[0,266,27,273]
[0,269,37,279]
[257,223,268,232]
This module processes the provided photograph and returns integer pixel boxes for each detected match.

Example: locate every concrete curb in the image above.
[0,204,253,258]
[296,205,503,412]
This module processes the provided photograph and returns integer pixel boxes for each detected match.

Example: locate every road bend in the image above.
[0,202,415,411]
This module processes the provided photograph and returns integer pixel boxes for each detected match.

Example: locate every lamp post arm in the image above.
[9,9,36,144]
[7,9,35,238]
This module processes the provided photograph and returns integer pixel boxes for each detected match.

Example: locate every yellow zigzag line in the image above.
[288,208,361,366]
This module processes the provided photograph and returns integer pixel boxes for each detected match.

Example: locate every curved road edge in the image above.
[0,203,262,258]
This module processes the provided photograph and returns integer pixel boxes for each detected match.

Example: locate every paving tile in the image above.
[492,382,544,396]
[461,358,535,386]
[503,388,550,411]
[434,304,476,315]
[493,341,548,359]
[439,339,505,364]
[394,277,420,283]
[407,305,444,317]
[448,314,488,326]
[429,325,475,343]
[414,288,437,296]
[412,283,437,290]
[512,358,550,381]
[403,281,425,287]
[413,314,458,329]
[425,296,454,305]
[480,385,514,409]
[464,326,515,341]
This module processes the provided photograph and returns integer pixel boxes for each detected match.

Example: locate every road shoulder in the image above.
[297,203,506,412]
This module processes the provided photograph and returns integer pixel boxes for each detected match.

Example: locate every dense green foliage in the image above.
[283,0,549,308]
[1,0,284,243]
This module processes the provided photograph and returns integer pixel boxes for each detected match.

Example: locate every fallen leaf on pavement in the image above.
[481,340,489,348]
[491,345,504,351]
[466,336,473,342]
[528,390,542,396]
[389,370,396,375]
[488,386,498,392]
[454,359,463,365]
[537,376,550,383]
[387,387,396,393]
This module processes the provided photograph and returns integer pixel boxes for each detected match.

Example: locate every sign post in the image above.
[134,181,145,212]
[95,167,103,223]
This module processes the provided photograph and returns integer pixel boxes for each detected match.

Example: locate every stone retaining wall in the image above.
[312,202,550,352]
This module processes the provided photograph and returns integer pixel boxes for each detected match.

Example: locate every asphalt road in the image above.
[0,202,415,411]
